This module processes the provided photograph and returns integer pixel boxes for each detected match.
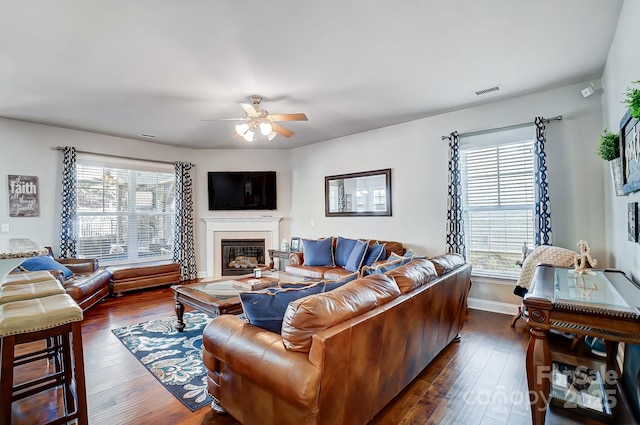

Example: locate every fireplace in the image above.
[202,217,282,278]
[221,239,265,276]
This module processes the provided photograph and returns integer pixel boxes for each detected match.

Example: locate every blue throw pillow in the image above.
[324,272,358,292]
[240,282,324,333]
[302,237,334,266]
[388,252,412,266]
[334,237,358,267]
[20,255,73,279]
[363,242,386,266]
[345,239,368,272]
[361,259,403,277]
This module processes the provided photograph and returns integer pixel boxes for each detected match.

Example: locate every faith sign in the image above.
[8,175,40,217]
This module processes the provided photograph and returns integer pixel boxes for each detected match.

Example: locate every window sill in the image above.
[470,272,517,286]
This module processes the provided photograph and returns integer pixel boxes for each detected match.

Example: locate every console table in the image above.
[524,265,640,425]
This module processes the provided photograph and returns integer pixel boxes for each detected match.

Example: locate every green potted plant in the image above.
[596,128,623,196]
[623,80,640,119]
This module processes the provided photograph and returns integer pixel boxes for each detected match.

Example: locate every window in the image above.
[76,154,175,265]
[460,126,535,278]
[372,188,386,211]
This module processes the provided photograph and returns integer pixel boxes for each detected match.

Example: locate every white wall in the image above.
[601,0,640,283]
[0,80,609,308]
[291,82,605,310]
[0,118,293,276]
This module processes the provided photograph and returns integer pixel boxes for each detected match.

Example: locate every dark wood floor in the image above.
[10,287,619,425]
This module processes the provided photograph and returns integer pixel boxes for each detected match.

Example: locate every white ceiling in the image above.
[0,1,624,149]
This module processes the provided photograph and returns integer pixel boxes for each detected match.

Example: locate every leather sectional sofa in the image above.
[285,239,406,280]
[202,253,471,425]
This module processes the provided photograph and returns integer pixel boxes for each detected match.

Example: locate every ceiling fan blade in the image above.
[268,113,308,122]
[241,103,260,117]
[272,122,294,137]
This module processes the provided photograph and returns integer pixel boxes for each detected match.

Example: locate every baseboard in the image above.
[467,297,519,316]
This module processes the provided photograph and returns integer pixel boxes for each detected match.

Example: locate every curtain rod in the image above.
[440,115,563,140]
[53,147,193,166]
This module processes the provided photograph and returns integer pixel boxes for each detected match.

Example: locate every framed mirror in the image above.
[325,168,392,217]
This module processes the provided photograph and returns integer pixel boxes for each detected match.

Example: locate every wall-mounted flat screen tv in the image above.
[208,171,277,210]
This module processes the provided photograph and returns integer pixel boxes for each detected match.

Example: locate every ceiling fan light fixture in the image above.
[267,131,277,141]
[235,123,250,137]
[259,122,273,136]
[242,130,255,142]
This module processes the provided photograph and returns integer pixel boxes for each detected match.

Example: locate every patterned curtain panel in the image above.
[173,161,197,281]
[534,117,552,246]
[59,147,77,258]
[445,132,465,256]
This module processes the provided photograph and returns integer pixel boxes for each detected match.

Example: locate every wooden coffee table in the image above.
[171,271,319,331]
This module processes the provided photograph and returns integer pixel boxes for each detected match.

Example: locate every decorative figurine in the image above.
[573,240,597,273]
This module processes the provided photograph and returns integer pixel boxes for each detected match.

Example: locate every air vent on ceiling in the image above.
[474,85,500,96]
[139,133,157,139]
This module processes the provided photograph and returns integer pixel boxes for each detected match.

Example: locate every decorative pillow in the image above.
[361,258,403,277]
[334,237,358,267]
[345,239,368,272]
[20,256,73,280]
[302,237,334,267]
[388,252,413,266]
[279,279,326,289]
[363,241,385,266]
[404,249,427,260]
[240,282,325,333]
[324,272,358,292]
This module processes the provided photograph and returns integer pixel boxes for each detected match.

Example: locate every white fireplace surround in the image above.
[203,217,283,278]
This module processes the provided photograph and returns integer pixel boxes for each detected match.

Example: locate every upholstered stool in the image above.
[0,294,87,425]
[0,279,65,304]
[1,270,59,286]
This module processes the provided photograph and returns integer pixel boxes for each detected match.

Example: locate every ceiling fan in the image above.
[203,95,308,142]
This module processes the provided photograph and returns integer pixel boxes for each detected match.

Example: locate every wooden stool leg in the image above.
[71,322,88,425]
[61,331,76,415]
[1,336,16,425]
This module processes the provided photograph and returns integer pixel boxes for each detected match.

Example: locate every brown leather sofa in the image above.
[285,239,406,280]
[202,253,471,425]
[40,248,112,311]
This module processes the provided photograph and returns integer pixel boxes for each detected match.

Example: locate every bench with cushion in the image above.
[107,260,180,296]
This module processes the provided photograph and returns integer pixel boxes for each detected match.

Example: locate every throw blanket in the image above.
[514,245,577,295]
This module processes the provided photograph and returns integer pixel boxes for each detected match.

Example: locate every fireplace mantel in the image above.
[202,217,283,277]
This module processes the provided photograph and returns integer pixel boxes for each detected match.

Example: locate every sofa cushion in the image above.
[324,271,358,292]
[429,253,466,276]
[385,259,438,294]
[302,237,335,267]
[240,282,325,334]
[363,241,385,266]
[345,239,368,272]
[361,258,403,277]
[20,255,74,280]
[281,274,400,352]
[334,237,358,267]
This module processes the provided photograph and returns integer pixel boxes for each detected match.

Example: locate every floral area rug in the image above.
[111,311,213,411]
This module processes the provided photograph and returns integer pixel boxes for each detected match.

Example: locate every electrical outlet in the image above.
[310,219,315,226]
[1,223,9,233]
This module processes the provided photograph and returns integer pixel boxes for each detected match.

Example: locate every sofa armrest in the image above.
[202,315,320,410]
[56,258,99,274]
[288,252,304,266]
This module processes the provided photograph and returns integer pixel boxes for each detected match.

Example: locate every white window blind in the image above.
[76,154,175,265]
[460,125,535,278]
